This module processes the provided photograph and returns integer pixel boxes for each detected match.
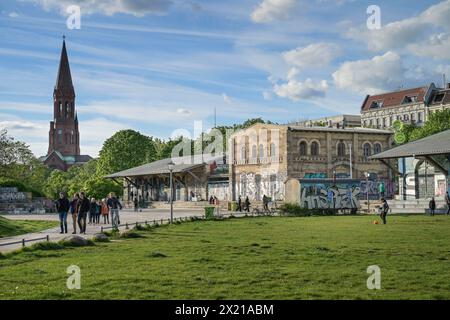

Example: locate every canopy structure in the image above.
[370,129,450,174]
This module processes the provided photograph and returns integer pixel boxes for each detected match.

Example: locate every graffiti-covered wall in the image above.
[300,179,361,209]
[236,172,287,201]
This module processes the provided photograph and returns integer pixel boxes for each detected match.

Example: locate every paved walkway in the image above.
[0,208,204,253]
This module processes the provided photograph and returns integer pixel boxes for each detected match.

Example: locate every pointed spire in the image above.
[55,36,75,96]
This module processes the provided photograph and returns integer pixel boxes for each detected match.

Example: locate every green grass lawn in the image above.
[1,215,450,300]
[0,216,58,238]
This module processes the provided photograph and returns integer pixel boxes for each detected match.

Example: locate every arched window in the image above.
[270,143,277,157]
[65,102,69,118]
[363,143,372,157]
[240,146,246,160]
[299,141,307,156]
[337,142,345,157]
[374,143,382,154]
[251,145,257,158]
[58,102,62,117]
[258,144,264,158]
[311,141,319,157]
[70,130,74,144]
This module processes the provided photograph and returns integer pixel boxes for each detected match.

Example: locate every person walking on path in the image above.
[244,196,251,213]
[95,200,101,224]
[77,192,90,234]
[101,199,110,224]
[107,192,122,230]
[133,197,139,212]
[89,198,97,225]
[380,198,389,225]
[237,196,242,212]
[69,193,80,234]
[263,195,269,211]
[429,197,436,216]
[55,192,70,234]
[445,192,450,215]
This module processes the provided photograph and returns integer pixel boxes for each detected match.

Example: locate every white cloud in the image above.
[176,108,191,115]
[23,0,173,17]
[273,78,328,101]
[283,43,340,69]
[222,93,232,104]
[250,0,297,23]
[347,0,450,56]
[9,12,19,18]
[332,51,406,95]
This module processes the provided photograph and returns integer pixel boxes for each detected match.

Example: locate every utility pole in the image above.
[349,142,353,179]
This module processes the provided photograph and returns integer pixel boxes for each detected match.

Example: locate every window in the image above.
[258,144,264,158]
[70,130,74,144]
[240,146,246,160]
[311,142,319,157]
[337,142,345,157]
[363,143,372,157]
[376,118,380,128]
[299,141,307,156]
[389,116,394,126]
[252,145,257,158]
[370,100,383,109]
[374,143,382,154]
[403,114,409,122]
[58,102,62,117]
[369,119,373,127]
[434,93,445,103]
[65,102,69,118]
[382,118,386,128]
[402,95,418,104]
[410,113,415,122]
[57,129,62,144]
[270,143,277,157]
[418,112,423,123]
[363,120,367,127]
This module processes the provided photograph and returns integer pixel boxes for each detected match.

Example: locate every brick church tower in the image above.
[42,38,92,171]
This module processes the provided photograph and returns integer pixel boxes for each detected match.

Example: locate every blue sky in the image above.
[0,0,449,157]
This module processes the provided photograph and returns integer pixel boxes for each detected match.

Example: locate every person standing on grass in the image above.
[380,198,389,225]
[69,193,80,234]
[107,192,122,230]
[245,196,250,212]
[101,198,110,224]
[445,192,450,215]
[89,198,97,225]
[77,192,90,234]
[429,197,436,216]
[55,192,70,234]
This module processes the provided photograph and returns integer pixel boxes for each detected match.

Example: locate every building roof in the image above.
[361,86,429,112]
[105,154,224,178]
[55,39,75,97]
[288,126,393,134]
[40,150,92,164]
[370,129,450,159]
[429,88,450,106]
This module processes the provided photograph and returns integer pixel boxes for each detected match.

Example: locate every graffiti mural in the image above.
[238,172,287,201]
[208,182,229,200]
[0,187,29,203]
[300,179,361,209]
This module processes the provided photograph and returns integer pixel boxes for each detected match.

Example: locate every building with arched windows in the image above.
[229,123,393,202]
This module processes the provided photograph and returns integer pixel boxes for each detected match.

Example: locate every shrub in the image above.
[120,231,144,239]
[0,178,45,197]
[29,241,65,251]
[279,203,335,216]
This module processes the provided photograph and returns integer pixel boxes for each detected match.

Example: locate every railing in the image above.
[233,156,283,165]
[0,235,50,248]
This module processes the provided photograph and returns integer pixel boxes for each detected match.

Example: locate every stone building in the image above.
[40,38,92,171]
[289,114,361,129]
[361,82,450,129]
[229,123,394,203]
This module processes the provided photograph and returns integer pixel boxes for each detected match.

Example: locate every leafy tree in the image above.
[0,129,34,178]
[44,170,69,199]
[96,130,157,175]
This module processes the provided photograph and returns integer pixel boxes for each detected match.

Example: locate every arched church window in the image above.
[299,141,307,156]
[337,142,346,157]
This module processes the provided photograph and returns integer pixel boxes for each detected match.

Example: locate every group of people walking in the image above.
[55,192,122,234]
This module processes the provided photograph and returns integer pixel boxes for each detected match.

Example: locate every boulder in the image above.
[93,233,109,242]
[62,235,90,246]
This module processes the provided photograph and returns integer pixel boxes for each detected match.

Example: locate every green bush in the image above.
[279,203,335,216]
[120,231,144,239]
[0,178,45,197]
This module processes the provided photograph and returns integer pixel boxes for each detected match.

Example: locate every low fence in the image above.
[0,235,50,248]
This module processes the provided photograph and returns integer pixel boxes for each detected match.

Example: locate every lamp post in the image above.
[365,172,370,214]
[168,161,175,224]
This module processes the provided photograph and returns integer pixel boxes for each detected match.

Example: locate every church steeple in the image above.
[54,37,75,98]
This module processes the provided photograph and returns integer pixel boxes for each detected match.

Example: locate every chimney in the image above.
[443,74,447,89]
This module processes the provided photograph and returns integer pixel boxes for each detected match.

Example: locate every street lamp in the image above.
[365,172,370,214]
[168,161,175,223]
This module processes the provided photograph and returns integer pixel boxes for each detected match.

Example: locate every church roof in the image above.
[40,150,92,165]
[55,39,75,97]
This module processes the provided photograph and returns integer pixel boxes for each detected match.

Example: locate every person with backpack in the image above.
[77,192,90,234]
[380,198,389,225]
[101,199,110,224]
[429,197,436,216]
[55,192,70,234]
[107,192,122,230]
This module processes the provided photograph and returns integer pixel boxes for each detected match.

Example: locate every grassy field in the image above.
[1,215,450,300]
[0,216,58,238]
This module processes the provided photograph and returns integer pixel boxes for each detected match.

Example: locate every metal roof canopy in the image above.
[104,154,224,178]
[370,129,450,174]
